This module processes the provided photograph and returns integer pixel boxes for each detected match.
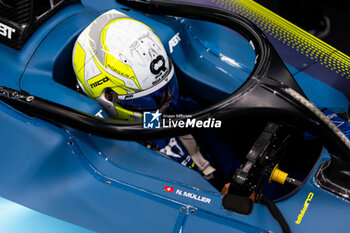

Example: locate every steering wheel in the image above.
[1,0,350,200]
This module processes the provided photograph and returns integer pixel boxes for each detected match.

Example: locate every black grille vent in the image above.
[0,0,80,50]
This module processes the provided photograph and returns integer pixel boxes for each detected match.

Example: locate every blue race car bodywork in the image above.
[0,0,350,232]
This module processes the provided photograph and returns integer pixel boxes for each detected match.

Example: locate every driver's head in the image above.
[72,9,178,121]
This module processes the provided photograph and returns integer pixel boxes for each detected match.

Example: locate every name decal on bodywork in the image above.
[295,192,314,224]
[175,189,211,204]
[163,186,211,204]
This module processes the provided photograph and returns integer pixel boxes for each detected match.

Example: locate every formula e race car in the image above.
[0,0,350,232]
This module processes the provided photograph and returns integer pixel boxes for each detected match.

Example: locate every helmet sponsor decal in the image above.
[105,56,137,82]
[150,55,166,75]
[118,66,174,100]
[124,94,134,99]
[90,77,109,89]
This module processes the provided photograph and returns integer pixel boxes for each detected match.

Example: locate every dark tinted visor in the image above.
[114,74,179,111]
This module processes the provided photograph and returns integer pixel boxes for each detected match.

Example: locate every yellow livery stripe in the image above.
[211,0,350,79]
[101,18,142,89]
[73,42,93,96]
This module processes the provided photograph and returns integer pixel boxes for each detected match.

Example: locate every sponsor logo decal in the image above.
[107,64,136,80]
[143,111,221,129]
[152,77,163,86]
[124,94,134,99]
[295,192,314,224]
[169,32,181,53]
[95,109,104,118]
[0,22,15,39]
[150,55,166,75]
[90,77,109,88]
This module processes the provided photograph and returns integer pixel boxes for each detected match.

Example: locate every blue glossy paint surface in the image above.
[294,71,349,112]
[0,197,94,233]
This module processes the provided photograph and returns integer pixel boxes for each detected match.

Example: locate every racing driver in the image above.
[72,9,241,190]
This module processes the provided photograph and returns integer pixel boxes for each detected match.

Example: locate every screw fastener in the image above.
[26,96,34,102]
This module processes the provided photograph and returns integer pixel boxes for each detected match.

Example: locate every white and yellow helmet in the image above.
[72,9,178,121]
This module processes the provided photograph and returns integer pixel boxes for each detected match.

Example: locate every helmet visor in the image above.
[114,74,179,111]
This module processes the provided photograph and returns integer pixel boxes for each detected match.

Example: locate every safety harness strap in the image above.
[179,135,216,179]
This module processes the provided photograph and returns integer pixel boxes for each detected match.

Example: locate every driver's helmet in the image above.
[72,9,178,121]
